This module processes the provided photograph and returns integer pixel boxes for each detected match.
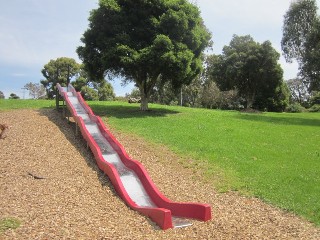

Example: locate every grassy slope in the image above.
[89,101,320,225]
[0,99,55,110]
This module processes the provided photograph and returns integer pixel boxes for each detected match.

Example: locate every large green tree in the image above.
[77,0,211,110]
[302,19,320,91]
[281,0,320,91]
[208,35,285,110]
[281,0,318,64]
[41,57,81,99]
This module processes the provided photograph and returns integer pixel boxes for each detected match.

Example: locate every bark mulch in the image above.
[0,109,319,239]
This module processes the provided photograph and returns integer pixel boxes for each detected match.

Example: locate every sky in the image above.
[1,0,319,99]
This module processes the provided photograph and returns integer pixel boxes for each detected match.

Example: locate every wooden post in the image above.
[55,87,59,110]
[75,122,78,136]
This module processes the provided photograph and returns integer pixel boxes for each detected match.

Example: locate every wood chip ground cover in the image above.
[0,109,319,239]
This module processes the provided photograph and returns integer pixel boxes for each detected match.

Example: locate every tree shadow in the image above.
[88,103,181,119]
[37,108,118,191]
[236,112,320,127]
[37,108,161,230]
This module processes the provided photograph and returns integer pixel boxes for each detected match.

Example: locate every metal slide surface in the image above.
[56,84,211,230]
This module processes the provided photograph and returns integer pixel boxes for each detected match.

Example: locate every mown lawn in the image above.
[0,99,55,110]
[1,99,319,225]
[89,101,320,225]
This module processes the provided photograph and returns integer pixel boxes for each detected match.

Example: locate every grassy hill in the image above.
[89,101,320,225]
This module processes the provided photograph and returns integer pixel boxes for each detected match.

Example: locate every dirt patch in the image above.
[0,109,319,239]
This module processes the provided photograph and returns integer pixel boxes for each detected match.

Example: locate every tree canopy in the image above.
[9,93,20,99]
[41,57,81,99]
[80,80,116,101]
[281,0,318,64]
[207,35,286,110]
[77,0,211,110]
[24,82,46,99]
[281,0,320,92]
[302,19,320,91]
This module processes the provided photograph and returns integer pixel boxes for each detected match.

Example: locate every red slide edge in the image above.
[56,84,211,229]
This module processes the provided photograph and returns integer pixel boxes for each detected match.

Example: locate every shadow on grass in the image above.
[237,113,320,127]
[89,103,180,119]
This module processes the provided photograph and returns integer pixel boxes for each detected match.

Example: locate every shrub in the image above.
[115,96,127,102]
[285,103,306,113]
[310,91,320,105]
[308,104,320,112]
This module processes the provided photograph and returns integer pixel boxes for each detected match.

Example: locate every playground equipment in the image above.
[56,84,211,230]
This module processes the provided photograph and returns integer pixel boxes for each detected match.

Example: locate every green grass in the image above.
[88,101,320,225]
[0,99,55,110]
[0,218,21,234]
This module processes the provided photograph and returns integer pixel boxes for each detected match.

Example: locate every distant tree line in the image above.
[125,0,319,112]
[126,34,288,112]
[0,91,20,99]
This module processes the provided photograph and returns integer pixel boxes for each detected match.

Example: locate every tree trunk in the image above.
[246,98,253,109]
[138,85,150,111]
[140,92,149,111]
[137,74,160,111]
[246,91,256,109]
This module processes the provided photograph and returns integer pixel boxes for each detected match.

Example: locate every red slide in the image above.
[56,83,211,230]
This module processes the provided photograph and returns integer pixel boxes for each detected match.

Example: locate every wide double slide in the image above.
[56,84,211,230]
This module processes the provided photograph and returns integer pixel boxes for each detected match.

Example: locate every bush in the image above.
[80,86,99,101]
[309,104,320,112]
[115,96,127,102]
[285,103,306,113]
[310,91,320,105]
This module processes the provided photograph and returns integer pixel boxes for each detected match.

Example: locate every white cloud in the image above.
[11,73,27,77]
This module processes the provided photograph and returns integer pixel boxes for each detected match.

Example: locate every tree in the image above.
[281,0,318,64]
[24,82,46,99]
[77,0,211,110]
[208,35,284,110]
[201,81,221,109]
[302,19,320,91]
[149,79,177,105]
[9,93,20,99]
[71,67,89,92]
[80,86,99,101]
[180,77,203,107]
[281,0,320,92]
[254,81,290,112]
[126,88,141,99]
[286,78,311,105]
[97,80,116,101]
[310,91,320,105]
[0,91,4,99]
[41,57,81,99]
[80,80,115,101]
